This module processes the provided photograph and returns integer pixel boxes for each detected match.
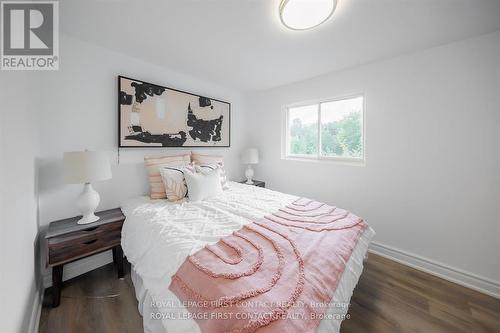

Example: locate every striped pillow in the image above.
[144,154,191,199]
[191,152,224,165]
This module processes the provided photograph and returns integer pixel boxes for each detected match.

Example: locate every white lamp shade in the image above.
[241,148,259,164]
[63,151,112,184]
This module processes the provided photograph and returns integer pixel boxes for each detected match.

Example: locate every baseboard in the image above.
[43,250,113,288]
[369,241,500,299]
[28,287,43,333]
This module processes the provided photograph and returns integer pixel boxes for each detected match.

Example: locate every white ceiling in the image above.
[61,0,500,92]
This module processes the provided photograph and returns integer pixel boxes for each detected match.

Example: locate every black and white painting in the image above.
[119,76,230,147]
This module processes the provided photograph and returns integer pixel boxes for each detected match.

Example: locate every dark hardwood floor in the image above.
[39,263,143,333]
[341,254,500,333]
[39,254,500,333]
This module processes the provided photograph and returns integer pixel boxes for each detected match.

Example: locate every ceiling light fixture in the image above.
[279,0,337,31]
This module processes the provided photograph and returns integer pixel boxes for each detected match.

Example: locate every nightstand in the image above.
[45,208,126,307]
[239,180,265,188]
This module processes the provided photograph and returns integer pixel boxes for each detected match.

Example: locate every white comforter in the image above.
[121,182,374,333]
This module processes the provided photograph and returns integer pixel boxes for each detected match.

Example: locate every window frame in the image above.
[282,94,366,165]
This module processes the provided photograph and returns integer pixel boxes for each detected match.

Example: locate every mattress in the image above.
[121,182,375,333]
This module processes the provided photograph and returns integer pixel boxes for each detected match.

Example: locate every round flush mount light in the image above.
[279,0,337,31]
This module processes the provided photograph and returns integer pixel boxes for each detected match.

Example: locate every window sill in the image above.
[282,155,366,167]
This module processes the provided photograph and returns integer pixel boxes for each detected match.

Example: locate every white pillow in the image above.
[184,167,223,201]
[159,166,191,202]
[195,163,229,190]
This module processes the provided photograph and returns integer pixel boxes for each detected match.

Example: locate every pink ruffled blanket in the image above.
[169,198,367,333]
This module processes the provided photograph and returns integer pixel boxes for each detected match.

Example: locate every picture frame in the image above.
[118,75,231,148]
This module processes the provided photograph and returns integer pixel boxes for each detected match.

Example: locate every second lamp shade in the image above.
[241,148,259,164]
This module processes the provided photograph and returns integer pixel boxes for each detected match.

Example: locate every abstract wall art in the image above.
[118,76,230,147]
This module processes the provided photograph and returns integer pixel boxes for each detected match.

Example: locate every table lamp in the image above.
[241,148,259,184]
[63,151,112,224]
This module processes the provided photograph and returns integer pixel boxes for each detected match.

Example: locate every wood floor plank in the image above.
[39,254,500,333]
[39,263,143,333]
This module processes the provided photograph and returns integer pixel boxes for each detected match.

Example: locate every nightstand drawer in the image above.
[48,221,122,265]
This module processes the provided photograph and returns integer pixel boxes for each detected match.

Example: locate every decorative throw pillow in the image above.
[195,164,229,190]
[184,167,223,201]
[159,166,191,202]
[191,152,224,165]
[191,153,228,189]
[144,154,191,199]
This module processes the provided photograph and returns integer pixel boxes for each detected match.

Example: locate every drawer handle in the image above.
[83,239,98,245]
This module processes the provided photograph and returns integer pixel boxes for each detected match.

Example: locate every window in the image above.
[284,95,364,163]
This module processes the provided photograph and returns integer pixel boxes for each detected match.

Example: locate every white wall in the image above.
[0,72,42,332]
[247,31,500,287]
[38,34,249,284]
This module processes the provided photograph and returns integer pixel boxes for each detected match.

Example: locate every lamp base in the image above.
[77,214,100,225]
[245,165,255,184]
[76,183,101,225]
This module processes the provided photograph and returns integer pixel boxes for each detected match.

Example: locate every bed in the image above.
[121,181,375,333]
